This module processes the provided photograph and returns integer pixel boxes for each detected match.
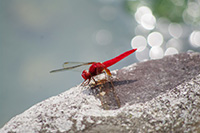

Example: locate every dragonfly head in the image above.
[81,70,91,80]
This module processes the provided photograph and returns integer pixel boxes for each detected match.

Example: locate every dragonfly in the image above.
[50,49,137,85]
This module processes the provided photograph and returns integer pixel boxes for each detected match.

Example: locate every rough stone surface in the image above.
[1,52,200,133]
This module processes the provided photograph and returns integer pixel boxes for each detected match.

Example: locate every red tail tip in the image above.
[102,48,137,67]
[130,48,137,53]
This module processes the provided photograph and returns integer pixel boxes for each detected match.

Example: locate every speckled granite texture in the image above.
[1,52,200,132]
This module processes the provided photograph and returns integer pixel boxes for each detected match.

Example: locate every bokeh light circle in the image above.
[166,38,181,51]
[147,32,163,47]
[135,6,152,24]
[141,14,156,30]
[135,47,150,61]
[131,35,147,52]
[149,46,164,59]
[168,23,183,38]
[95,29,112,45]
[189,31,200,47]
[165,47,179,56]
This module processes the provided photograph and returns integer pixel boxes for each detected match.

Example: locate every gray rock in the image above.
[1,52,200,133]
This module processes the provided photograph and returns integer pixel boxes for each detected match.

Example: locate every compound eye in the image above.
[81,70,88,80]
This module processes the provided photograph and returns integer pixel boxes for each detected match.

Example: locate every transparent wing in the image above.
[50,62,95,73]
[63,62,95,68]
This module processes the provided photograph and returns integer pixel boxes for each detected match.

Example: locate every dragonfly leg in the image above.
[104,67,112,76]
[81,80,86,86]
[81,79,90,86]
[91,77,98,85]
[103,71,111,81]
[103,67,112,80]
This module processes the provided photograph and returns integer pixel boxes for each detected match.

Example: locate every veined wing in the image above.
[50,62,95,73]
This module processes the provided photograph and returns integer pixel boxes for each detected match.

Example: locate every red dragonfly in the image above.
[50,49,137,85]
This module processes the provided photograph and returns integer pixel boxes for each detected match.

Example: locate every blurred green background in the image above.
[0,0,200,128]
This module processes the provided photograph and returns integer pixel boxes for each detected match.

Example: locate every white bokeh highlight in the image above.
[165,47,179,55]
[168,23,183,38]
[131,35,147,52]
[149,46,164,59]
[189,30,200,47]
[141,14,156,30]
[135,47,150,61]
[135,6,156,30]
[147,32,164,47]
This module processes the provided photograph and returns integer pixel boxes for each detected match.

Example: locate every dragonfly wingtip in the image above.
[50,70,55,73]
